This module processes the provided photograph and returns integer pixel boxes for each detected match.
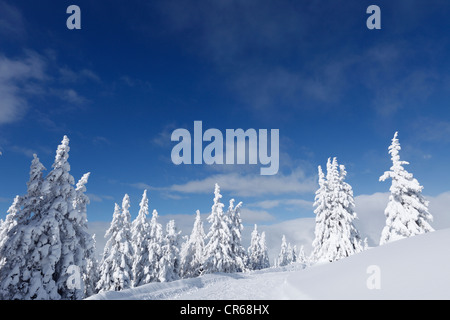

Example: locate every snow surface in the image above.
[87,228,450,300]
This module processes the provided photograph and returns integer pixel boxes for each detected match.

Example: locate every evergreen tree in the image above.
[227,199,247,272]
[97,196,134,292]
[180,210,206,279]
[131,190,152,287]
[379,132,434,245]
[73,173,98,297]
[148,209,163,282]
[203,184,236,274]
[159,220,181,282]
[311,158,364,263]
[276,235,290,267]
[0,138,93,300]
[259,231,270,269]
[297,245,307,265]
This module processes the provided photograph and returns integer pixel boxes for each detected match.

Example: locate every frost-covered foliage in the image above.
[97,195,134,292]
[0,137,94,300]
[131,190,152,287]
[247,224,270,270]
[379,132,434,245]
[180,210,206,279]
[311,158,364,263]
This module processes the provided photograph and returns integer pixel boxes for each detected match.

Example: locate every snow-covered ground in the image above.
[88,228,450,300]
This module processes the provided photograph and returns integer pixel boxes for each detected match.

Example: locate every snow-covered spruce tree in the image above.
[203,184,237,274]
[1,138,95,300]
[259,231,270,269]
[276,235,290,267]
[131,190,152,287]
[39,135,90,300]
[97,196,134,292]
[379,132,434,245]
[227,199,247,272]
[148,209,164,282]
[73,173,98,297]
[297,245,307,265]
[311,158,364,263]
[247,224,270,270]
[159,220,181,282]
[247,224,261,270]
[180,210,206,279]
[0,154,59,300]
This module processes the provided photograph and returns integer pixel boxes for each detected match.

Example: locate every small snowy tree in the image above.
[97,196,134,292]
[159,220,181,282]
[247,224,261,270]
[180,210,206,279]
[276,235,290,267]
[379,132,434,245]
[297,245,307,265]
[203,184,236,274]
[259,231,270,269]
[247,224,270,270]
[311,158,364,263]
[131,190,152,287]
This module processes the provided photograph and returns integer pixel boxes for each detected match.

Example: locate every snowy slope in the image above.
[88,228,450,300]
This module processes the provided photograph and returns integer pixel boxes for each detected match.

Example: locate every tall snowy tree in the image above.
[0,153,59,300]
[39,135,87,300]
[159,220,181,282]
[227,199,247,272]
[97,196,134,292]
[147,209,164,282]
[379,132,434,245]
[311,158,364,263]
[131,190,152,287]
[203,184,237,274]
[180,210,206,279]
[0,138,94,300]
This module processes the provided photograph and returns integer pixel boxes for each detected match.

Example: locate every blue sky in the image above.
[1,0,450,225]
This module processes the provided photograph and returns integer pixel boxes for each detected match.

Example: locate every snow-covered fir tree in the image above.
[131,190,152,287]
[180,210,206,279]
[259,231,270,269]
[159,220,181,282]
[147,209,164,282]
[379,132,434,245]
[247,224,270,270]
[73,172,98,297]
[203,184,238,274]
[276,235,292,267]
[227,199,247,272]
[311,158,364,263]
[97,195,134,292]
[287,244,297,264]
[40,136,89,300]
[1,138,94,300]
[297,245,307,265]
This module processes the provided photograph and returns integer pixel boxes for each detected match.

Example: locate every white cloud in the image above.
[0,51,46,125]
[168,169,316,197]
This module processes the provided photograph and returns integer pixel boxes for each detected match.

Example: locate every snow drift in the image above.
[88,228,450,300]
